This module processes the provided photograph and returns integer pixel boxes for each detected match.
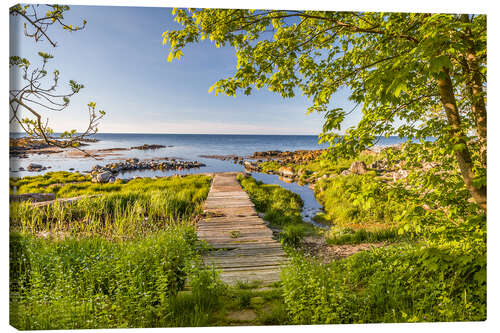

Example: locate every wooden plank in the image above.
[197,173,287,286]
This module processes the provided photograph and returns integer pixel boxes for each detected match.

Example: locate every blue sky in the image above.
[9,4,360,135]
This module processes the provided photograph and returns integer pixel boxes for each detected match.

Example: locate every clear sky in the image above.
[10,4,360,135]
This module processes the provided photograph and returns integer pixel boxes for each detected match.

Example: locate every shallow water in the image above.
[251,172,328,229]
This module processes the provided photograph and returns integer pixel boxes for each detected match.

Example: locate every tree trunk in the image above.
[460,14,487,167]
[438,67,486,211]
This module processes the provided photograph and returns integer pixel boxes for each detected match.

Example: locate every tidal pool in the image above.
[251,172,328,229]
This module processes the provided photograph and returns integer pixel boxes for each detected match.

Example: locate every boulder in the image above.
[244,161,260,171]
[96,171,113,184]
[349,161,367,175]
[369,159,387,169]
[341,169,351,176]
[27,163,43,171]
[127,158,139,164]
[10,192,56,203]
[279,166,295,177]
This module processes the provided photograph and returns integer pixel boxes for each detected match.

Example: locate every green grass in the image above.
[281,243,486,324]
[9,228,226,329]
[10,171,90,195]
[325,226,401,245]
[237,175,303,226]
[10,174,211,239]
[314,173,404,227]
[9,173,225,329]
[237,175,318,239]
[10,171,211,199]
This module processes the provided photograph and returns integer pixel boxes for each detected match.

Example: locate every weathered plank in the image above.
[197,173,287,286]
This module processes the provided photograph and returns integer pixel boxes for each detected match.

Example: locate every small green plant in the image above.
[231,230,241,238]
[280,224,307,248]
[325,226,400,245]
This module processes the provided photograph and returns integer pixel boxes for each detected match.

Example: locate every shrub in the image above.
[281,244,486,324]
[280,224,307,248]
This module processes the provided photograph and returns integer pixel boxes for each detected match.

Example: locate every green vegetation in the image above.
[325,226,400,245]
[9,173,227,329]
[9,172,295,328]
[282,243,485,324]
[11,171,90,195]
[243,140,486,324]
[10,229,219,329]
[10,174,211,239]
[10,171,212,199]
[237,175,318,243]
[237,175,303,227]
[278,145,486,323]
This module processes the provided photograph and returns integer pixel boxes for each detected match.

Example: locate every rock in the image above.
[130,144,166,150]
[393,169,409,181]
[96,171,113,184]
[18,167,25,171]
[108,176,116,183]
[226,309,257,321]
[69,168,75,171]
[369,159,387,169]
[10,192,56,203]
[127,158,139,164]
[349,161,367,175]
[341,169,351,176]
[244,161,260,171]
[278,166,295,177]
[27,163,43,171]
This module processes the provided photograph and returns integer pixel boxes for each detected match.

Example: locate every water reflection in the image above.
[251,172,328,229]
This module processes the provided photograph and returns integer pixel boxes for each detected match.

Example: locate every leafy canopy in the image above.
[163,10,485,156]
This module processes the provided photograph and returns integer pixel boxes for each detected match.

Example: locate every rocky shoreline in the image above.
[89,158,206,183]
[10,137,174,159]
[240,145,432,186]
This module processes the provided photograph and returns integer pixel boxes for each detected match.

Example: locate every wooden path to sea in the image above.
[197,173,288,286]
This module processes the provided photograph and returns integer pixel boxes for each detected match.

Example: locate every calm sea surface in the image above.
[10,133,408,226]
[10,133,407,178]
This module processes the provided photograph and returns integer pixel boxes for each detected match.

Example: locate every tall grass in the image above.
[10,175,211,239]
[10,228,226,329]
[314,174,404,227]
[325,226,401,245]
[10,171,210,199]
[237,175,303,227]
[281,244,486,324]
[9,173,225,329]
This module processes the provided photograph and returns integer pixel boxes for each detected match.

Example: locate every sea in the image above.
[10,133,408,227]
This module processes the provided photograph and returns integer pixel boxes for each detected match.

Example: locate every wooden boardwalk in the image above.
[197,173,288,285]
